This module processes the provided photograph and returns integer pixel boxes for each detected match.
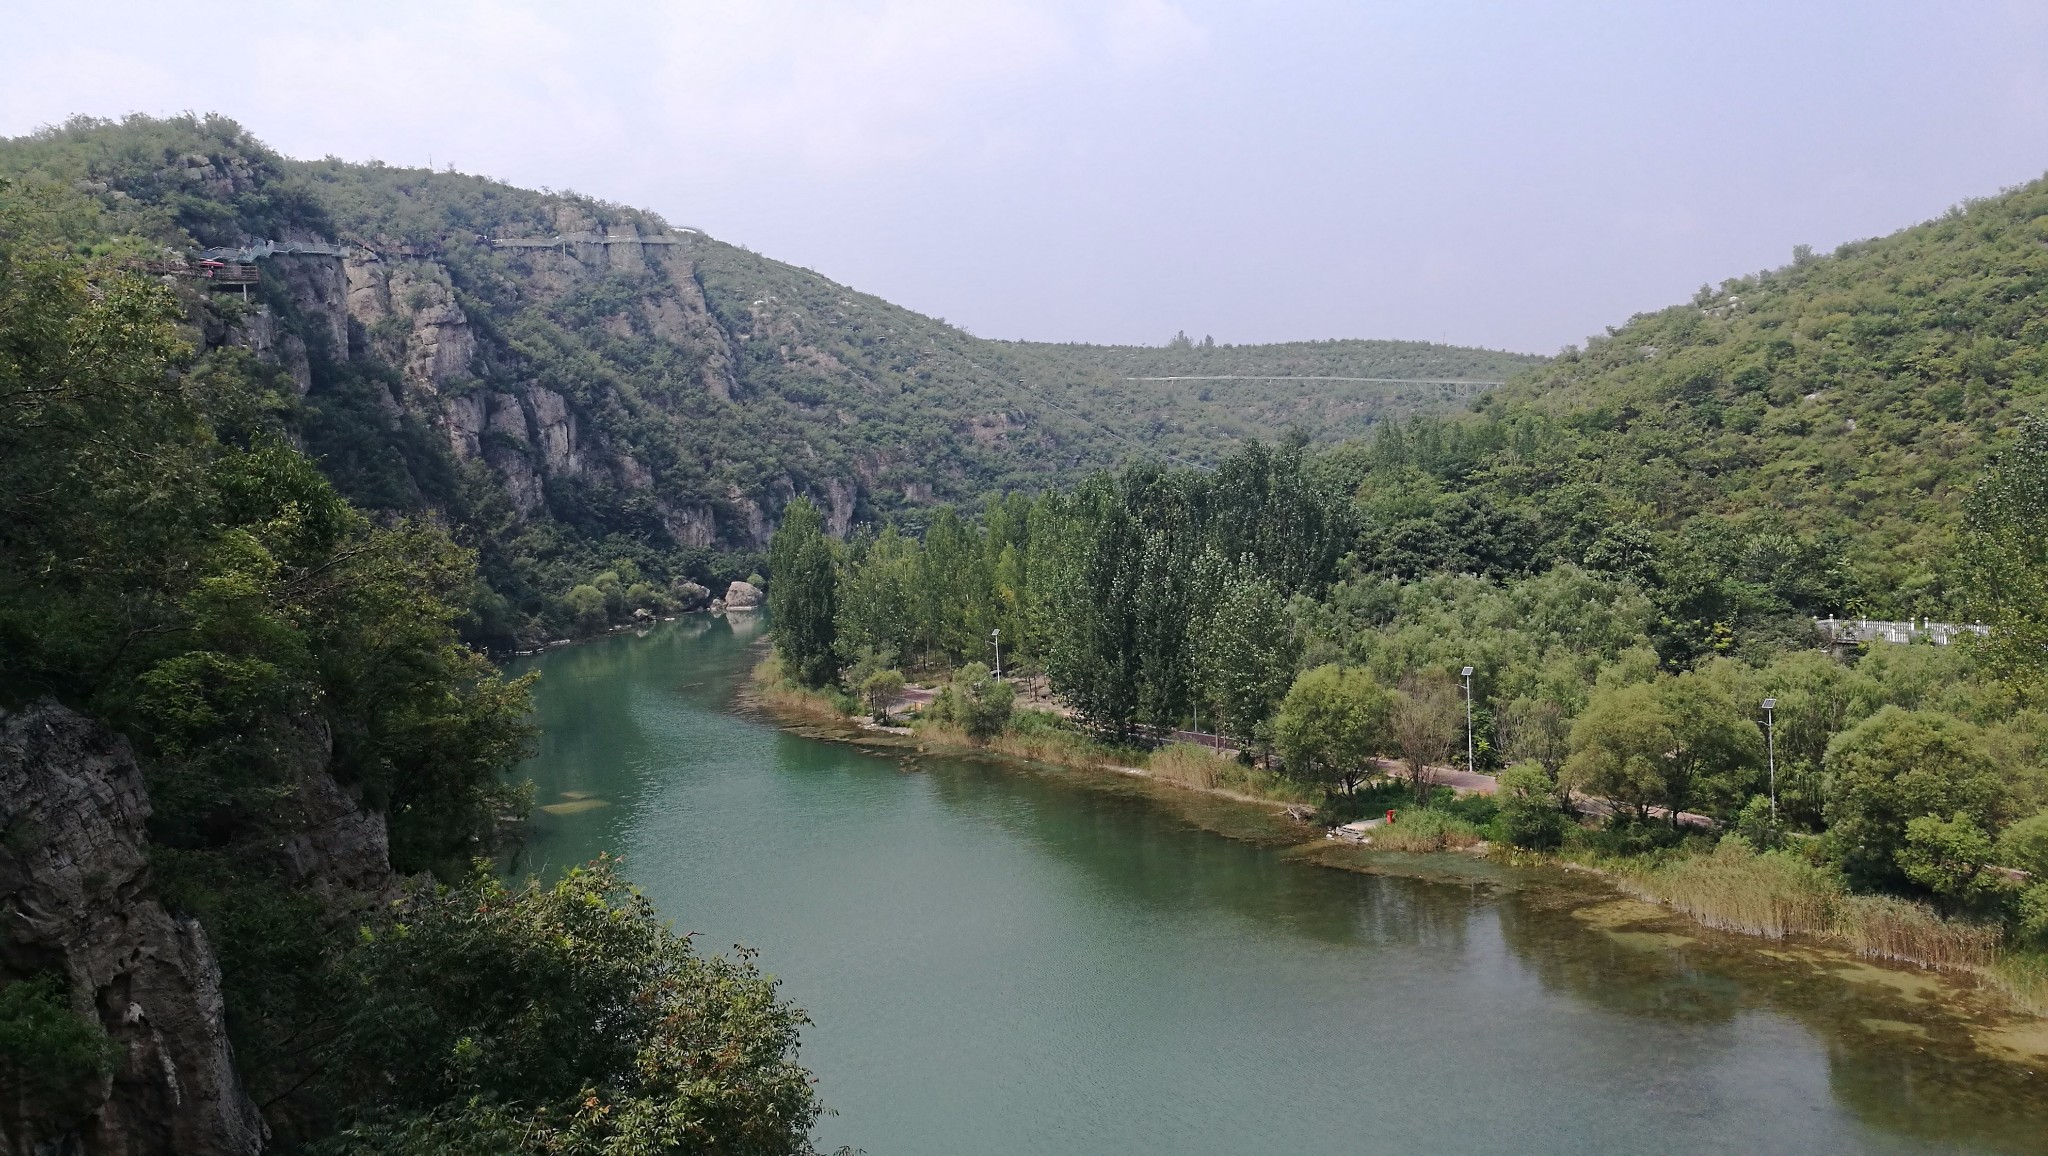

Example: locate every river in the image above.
[507,615,2048,1154]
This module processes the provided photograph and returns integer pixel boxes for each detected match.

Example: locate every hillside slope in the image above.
[1341,175,2048,635]
[0,114,1537,641]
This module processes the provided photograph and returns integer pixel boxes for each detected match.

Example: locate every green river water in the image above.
[508,616,2048,1154]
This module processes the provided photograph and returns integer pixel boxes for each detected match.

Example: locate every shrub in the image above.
[316,858,821,1153]
[928,663,1014,741]
[859,668,905,723]
[0,974,117,1103]
[1497,761,1566,849]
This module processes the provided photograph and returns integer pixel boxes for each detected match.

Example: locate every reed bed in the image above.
[1147,743,1233,789]
[1989,952,2048,1016]
[1622,840,2004,974]
[1144,744,1318,804]
[1370,809,1485,853]
[1833,893,2000,970]
[1620,843,1837,940]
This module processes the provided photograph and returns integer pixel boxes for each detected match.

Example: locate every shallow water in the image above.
[509,617,2048,1155]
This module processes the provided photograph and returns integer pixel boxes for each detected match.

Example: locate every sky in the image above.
[5,1,2047,354]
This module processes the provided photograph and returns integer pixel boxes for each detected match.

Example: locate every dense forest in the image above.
[765,173,2048,999]
[0,115,1537,651]
[0,175,820,1148]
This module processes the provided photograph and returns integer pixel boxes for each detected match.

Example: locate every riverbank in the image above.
[744,655,1318,813]
[744,655,2048,1041]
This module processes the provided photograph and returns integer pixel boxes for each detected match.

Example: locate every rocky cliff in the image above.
[0,703,266,1156]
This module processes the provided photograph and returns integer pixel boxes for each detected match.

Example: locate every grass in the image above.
[1146,744,1319,804]
[749,655,858,724]
[1619,837,2011,986]
[1990,952,2048,1016]
[1617,840,1838,941]
[1368,808,1486,852]
[914,709,1146,773]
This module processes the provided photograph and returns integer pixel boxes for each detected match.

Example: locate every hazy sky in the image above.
[6,1,2046,353]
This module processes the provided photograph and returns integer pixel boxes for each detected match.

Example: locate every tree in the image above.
[563,583,607,635]
[316,859,821,1155]
[1272,665,1391,793]
[767,496,839,688]
[1193,575,1298,744]
[860,668,905,724]
[1495,696,1571,773]
[1823,706,2007,889]
[930,662,1013,740]
[1561,670,1759,823]
[1961,415,2048,698]
[1496,761,1567,849]
[1561,682,1670,821]
[1997,809,2048,877]
[1392,670,1463,799]
[835,526,918,669]
[1898,813,1997,908]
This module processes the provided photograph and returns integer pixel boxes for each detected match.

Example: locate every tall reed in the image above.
[1621,844,1837,940]
[1370,809,1485,852]
[1833,893,1999,969]
[1623,840,2004,973]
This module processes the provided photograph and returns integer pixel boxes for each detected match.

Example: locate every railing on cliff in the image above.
[1816,617,1989,647]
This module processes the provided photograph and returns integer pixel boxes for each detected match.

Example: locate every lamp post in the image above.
[1461,666,1475,775]
[1762,697,1777,825]
[990,628,1002,681]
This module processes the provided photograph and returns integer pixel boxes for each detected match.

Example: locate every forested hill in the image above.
[1341,175,2048,630]
[0,114,1536,645]
[1002,337,1543,462]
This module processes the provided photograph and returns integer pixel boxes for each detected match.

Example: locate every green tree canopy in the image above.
[767,496,839,688]
[1822,706,2008,889]
[1961,415,2048,698]
[1273,665,1391,793]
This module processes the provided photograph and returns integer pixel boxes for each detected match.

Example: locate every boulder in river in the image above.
[724,580,764,610]
[670,579,711,611]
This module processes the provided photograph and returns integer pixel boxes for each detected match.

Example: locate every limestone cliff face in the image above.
[233,229,864,554]
[0,702,266,1156]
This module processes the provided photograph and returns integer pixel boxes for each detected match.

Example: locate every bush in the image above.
[929,663,1014,740]
[1496,761,1566,849]
[859,668,905,723]
[316,858,821,1154]
[0,974,117,1103]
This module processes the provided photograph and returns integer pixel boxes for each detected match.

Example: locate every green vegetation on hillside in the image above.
[769,410,2048,992]
[0,177,817,1150]
[1339,179,2048,625]
[0,115,1537,651]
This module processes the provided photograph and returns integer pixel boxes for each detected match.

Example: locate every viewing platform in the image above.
[1816,617,1988,647]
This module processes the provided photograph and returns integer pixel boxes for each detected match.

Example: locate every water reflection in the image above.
[507,617,2048,1154]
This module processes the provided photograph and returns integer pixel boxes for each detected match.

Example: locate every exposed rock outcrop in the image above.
[0,702,266,1156]
[670,579,711,610]
[723,580,764,610]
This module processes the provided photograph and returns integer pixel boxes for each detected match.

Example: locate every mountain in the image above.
[0,114,1538,644]
[1338,174,2048,641]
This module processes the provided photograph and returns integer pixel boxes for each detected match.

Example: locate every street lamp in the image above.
[990,628,1002,681]
[1761,697,1777,825]
[1461,666,1475,775]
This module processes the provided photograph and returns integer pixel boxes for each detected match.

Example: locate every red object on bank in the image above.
[1386,810,1396,824]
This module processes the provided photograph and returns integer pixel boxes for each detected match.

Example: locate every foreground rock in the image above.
[724,579,764,609]
[0,701,266,1155]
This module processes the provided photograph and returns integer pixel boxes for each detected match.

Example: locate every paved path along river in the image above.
[509,616,2048,1155]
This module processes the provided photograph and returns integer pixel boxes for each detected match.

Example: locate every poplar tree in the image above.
[768,496,839,687]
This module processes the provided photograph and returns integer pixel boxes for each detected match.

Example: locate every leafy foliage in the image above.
[312,860,819,1156]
